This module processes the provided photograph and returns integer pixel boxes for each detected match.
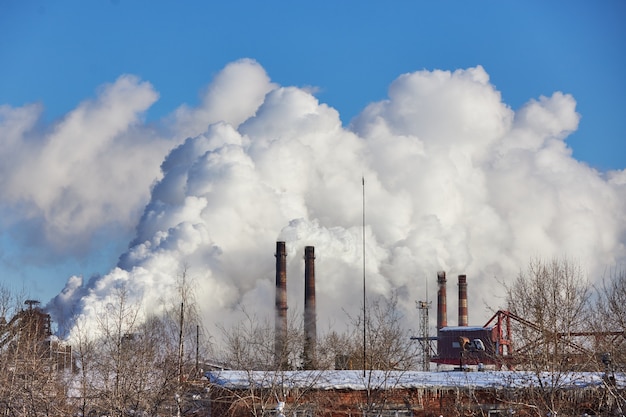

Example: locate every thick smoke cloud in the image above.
[0,76,171,256]
[40,60,625,343]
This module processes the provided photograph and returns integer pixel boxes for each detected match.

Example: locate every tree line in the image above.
[0,258,624,416]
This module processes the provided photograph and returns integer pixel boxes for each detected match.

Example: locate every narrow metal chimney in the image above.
[303,246,317,369]
[458,274,468,327]
[275,241,288,368]
[437,271,447,332]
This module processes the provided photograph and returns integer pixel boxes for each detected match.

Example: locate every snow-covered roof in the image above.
[207,370,623,391]
[439,326,492,332]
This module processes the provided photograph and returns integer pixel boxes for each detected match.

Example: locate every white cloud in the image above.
[30,61,624,345]
[171,58,276,139]
[0,75,171,255]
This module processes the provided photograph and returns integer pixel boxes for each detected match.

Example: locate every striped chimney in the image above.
[458,274,468,327]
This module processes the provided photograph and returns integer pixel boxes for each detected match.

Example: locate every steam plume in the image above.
[32,61,625,341]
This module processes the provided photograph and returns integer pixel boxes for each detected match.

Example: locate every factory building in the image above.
[0,300,72,371]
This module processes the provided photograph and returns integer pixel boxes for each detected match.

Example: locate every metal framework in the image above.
[416,300,432,371]
[484,310,626,369]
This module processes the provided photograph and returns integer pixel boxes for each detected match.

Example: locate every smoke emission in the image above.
[6,59,623,342]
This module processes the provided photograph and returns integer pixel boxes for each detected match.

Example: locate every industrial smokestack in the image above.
[458,274,468,327]
[303,246,317,369]
[437,271,447,332]
[275,241,288,368]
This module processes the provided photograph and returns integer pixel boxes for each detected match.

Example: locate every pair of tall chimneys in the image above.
[274,241,317,370]
[436,271,468,331]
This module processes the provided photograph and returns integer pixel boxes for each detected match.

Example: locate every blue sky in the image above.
[1,1,625,313]
[3,1,625,168]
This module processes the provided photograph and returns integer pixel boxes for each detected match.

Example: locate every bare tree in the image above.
[218,309,275,371]
[365,293,419,371]
[589,268,626,414]
[316,329,356,370]
[215,283,419,398]
[353,293,420,415]
[87,284,143,416]
[214,304,327,416]
[0,266,217,417]
[0,286,71,416]
[157,265,212,379]
[594,268,626,365]
[67,265,214,417]
[69,314,99,417]
[331,292,419,373]
[501,257,596,415]
[504,257,592,370]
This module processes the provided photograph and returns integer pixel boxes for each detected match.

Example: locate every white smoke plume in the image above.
[38,60,625,343]
[0,75,171,256]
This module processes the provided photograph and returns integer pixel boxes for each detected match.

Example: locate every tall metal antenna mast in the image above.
[362,176,367,377]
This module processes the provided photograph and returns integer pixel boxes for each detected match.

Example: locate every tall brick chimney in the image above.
[303,246,317,369]
[437,271,447,333]
[458,274,468,327]
[275,241,288,368]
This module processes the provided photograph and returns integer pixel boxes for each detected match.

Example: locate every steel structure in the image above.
[416,300,432,371]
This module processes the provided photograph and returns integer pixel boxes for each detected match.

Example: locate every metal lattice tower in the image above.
[417,300,431,371]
